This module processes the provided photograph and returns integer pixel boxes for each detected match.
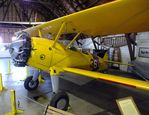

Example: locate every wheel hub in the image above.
[29,80,37,88]
[56,99,67,110]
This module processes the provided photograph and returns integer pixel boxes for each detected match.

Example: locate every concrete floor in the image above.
[0,58,149,115]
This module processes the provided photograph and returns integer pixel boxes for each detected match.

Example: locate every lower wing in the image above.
[63,68,149,91]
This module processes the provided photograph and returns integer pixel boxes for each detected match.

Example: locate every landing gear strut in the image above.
[24,70,70,111]
[50,75,69,111]
[24,69,40,91]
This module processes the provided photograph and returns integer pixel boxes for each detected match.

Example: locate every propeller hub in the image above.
[9,32,31,67]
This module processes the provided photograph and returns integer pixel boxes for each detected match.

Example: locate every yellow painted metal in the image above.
[28,37,131,74]
[38,29,42,37]
[6,59,11,75]
[99,53,133,71]
[66,32,81,49]
[52,22,65,47]
[49,67,64,76]
[18,0,149,37]
[5,90,24,115]
[27,37,149,91]
[0,73,6,92]
[64,68,149,91]
[27,37,53,72]
[38,74,44,83]
[99,52,108,70]
[11,90,17,113]
[27,38,93,74]
[0,73,3,91]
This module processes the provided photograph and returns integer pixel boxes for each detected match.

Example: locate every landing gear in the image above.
[24,69,40,91]
[50,92,69,111]
[24,70,70,111]
[50,75,70,111]
[24,76,39,91]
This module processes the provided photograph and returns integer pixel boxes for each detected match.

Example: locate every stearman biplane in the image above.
[9,0,149,110]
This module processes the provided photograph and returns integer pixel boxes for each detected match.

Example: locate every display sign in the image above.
[138,47,149,58]
[116,97,140,115]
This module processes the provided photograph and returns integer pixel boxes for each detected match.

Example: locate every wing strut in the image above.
[66,32,81,49]
[38,29,42,37]
[52,22,65,47]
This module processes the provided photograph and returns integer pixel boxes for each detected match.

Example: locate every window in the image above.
[12,36,17,41]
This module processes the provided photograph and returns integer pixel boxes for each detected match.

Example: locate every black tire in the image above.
[50,92,69,111]
[24,76,39,91]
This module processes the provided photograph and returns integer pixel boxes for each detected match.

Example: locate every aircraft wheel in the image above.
[50,92,69,111]
[24,76,39,91]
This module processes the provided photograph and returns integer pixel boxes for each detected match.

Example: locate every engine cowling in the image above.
[9,32,31,67]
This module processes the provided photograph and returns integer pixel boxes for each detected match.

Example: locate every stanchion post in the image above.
[6,59,12,75]
[0,73,6,92]
[5,90,24,115]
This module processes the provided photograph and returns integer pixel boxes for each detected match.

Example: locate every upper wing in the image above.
[63,67,149,91]
[18,0,149,37]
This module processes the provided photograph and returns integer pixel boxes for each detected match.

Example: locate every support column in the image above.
[125,33,136,61]
[32,69,40,81]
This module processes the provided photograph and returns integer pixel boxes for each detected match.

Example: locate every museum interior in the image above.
[0,0,149,115]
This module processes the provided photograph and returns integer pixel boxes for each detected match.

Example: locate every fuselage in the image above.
[9,32,108,73]
[28,37,94,72]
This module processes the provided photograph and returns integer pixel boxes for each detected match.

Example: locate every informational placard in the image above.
[138,47,149,58]
[116,97,140,115]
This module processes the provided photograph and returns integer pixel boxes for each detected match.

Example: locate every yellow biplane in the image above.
[9,0,149,110]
